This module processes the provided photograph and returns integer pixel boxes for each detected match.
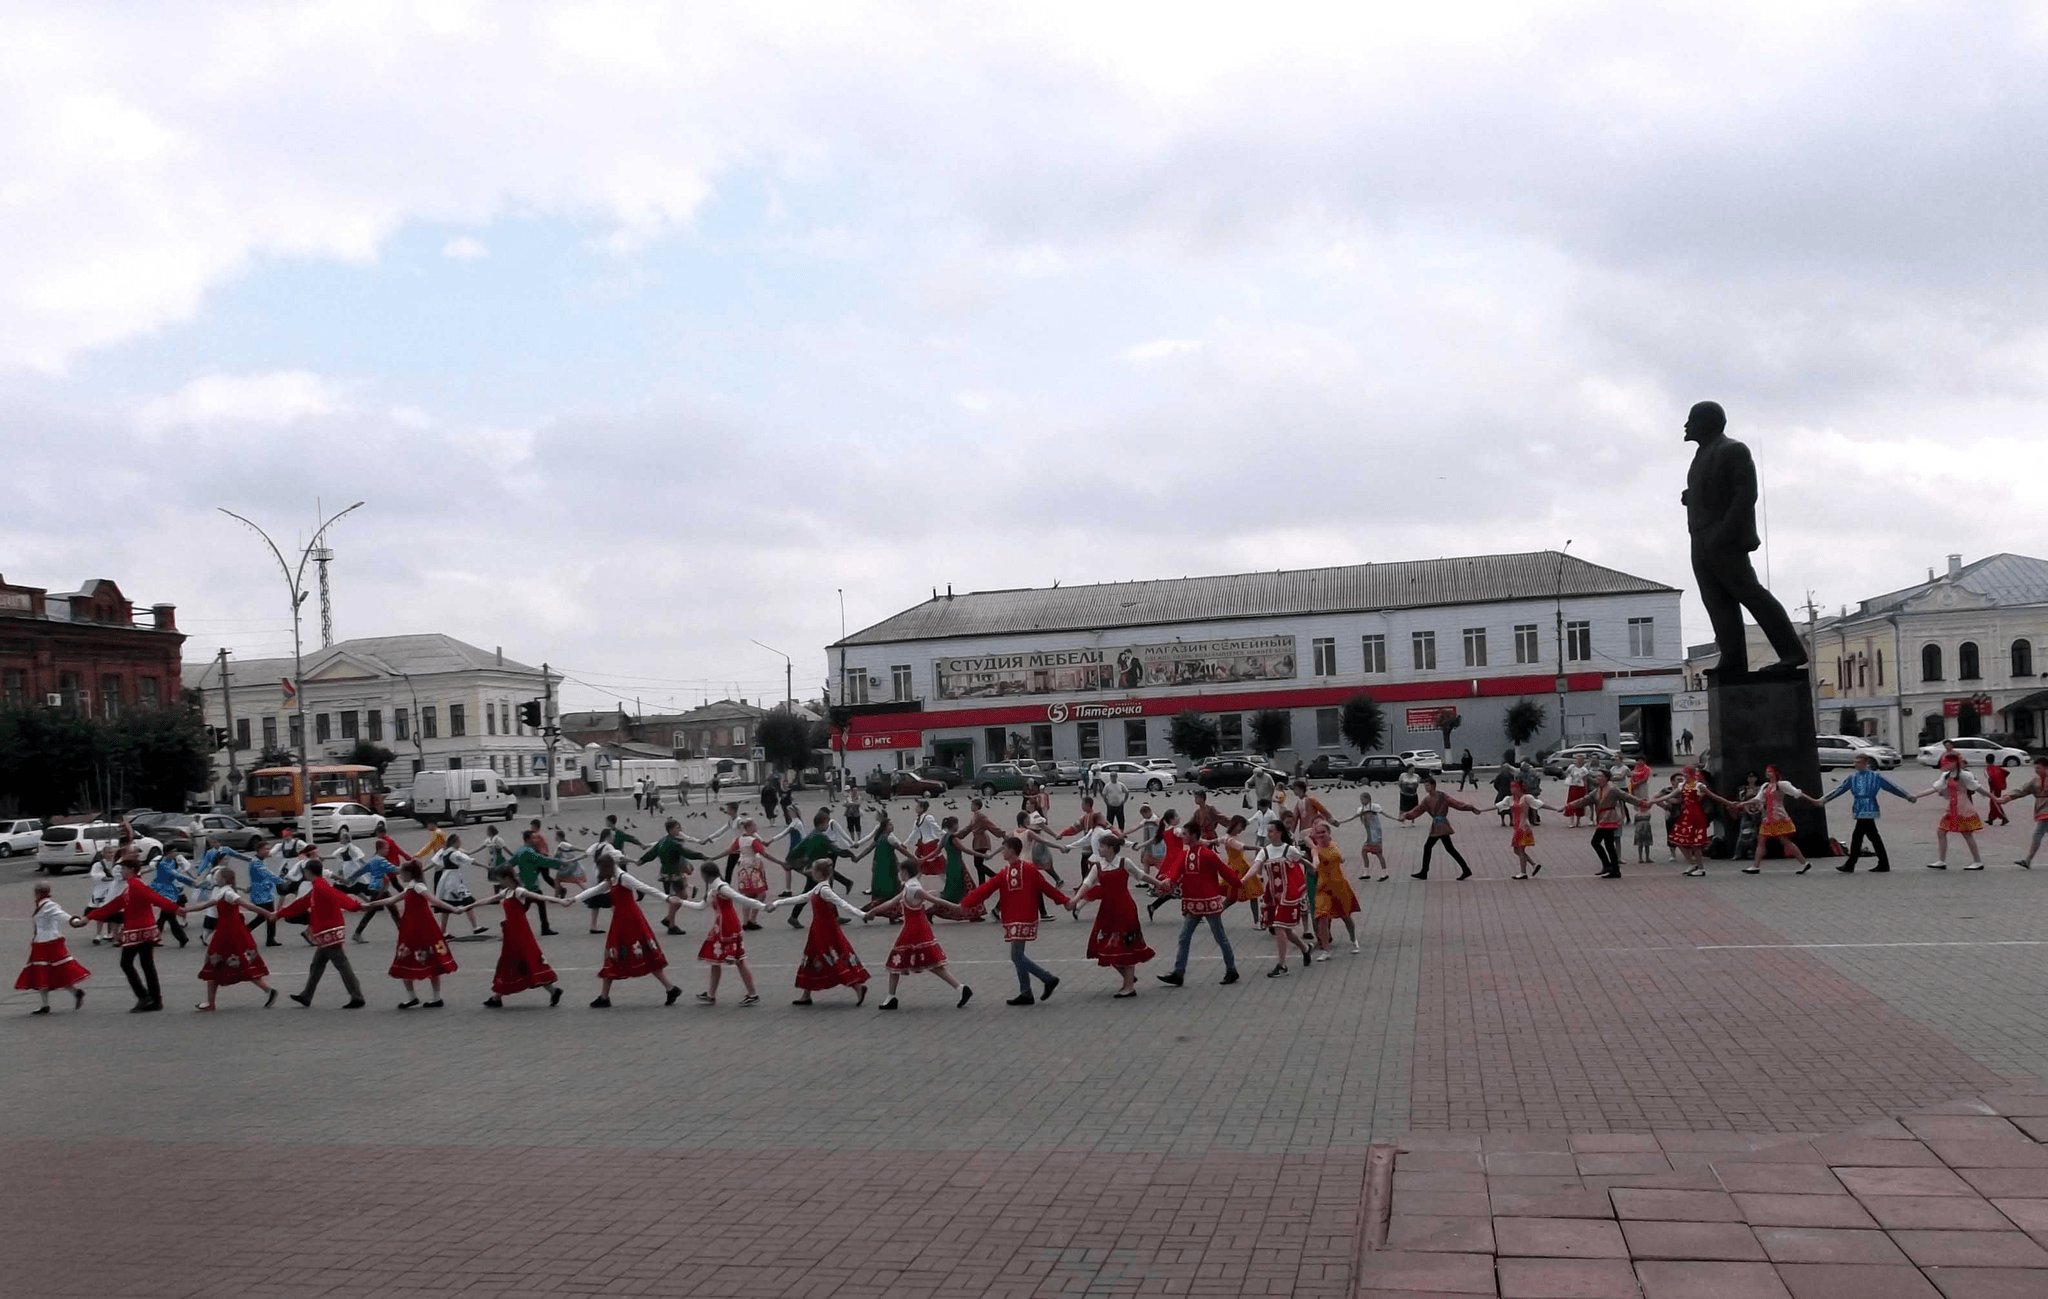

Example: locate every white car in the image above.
[36,823,163,873]
[0,818,43,857]
[1849,738,1902,767]
[1918,737,2031,769]
[1091,760,1174,794]
[307,801,388,841]
[1815,735,1869,769]
[1398,750,1445,773]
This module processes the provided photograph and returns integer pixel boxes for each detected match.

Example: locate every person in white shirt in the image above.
[429,834,492,936]
[86,846,120,943]
[19,883,89,1012]
[1100,773,1130,830]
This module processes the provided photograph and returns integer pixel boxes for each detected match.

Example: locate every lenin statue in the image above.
[1680,401,1807,675]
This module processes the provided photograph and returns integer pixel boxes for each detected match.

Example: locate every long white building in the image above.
[830,552,1685,773]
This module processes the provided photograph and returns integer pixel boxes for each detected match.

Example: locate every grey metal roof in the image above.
[186,634,539,689]
[1857,553,2048,616]
[838,551,1678,647]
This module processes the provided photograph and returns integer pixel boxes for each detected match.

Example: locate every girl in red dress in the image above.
[195,867,280,1011]
[1248,823,1316,976]
[863,858,974,1009]
[1923,766,1989,870]
[482,867,563,1008]
[1068,834,1163,997]
[17,883,88,1014]
[563,848,682,1008]
[1653,767,1714,877]
[362,862,471,1009]
[671,861,768,1006]
[768,858,870,1006]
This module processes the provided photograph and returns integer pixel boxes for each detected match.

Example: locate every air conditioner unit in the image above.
[45,693,62,706]
[868,676,882,688]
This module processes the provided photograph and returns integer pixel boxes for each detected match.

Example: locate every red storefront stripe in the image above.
[844,671,1617,738]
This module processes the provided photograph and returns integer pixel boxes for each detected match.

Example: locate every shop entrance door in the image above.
[933,738,974,778]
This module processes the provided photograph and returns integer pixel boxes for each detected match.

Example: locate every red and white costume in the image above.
[961,857,1071,943]
[784,881,869,990]
[1175,842,1239,917]
[1250,844,1308,927]
[872,878,964,972]
[911,811,947,876]
[1737,774,1803,839]
[675,878,767,964]
[1498,793,1545,849]
[16,898,89,992]
[272,874,364,948]
[1667,772,1711,848]
[199,887,268,986]
[1928,770,1987,834]
[489,887,557,995]
[388,881,458,980]
[731,836,771,903]
[567,870,670,980]
[1075,855,1154,969]
[83,877,180,948]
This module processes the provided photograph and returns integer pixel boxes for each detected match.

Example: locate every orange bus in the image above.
[243,764,383,829]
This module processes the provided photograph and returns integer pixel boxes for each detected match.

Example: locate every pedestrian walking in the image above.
[1822,755,1917,872]
[563,848,682,1007]
[1457,748,1475,790]
[768,859,870,1006]
[1680,727,1694,754]
[1396,766,1422,821]
[1068,834,1163,997]
[16,884,88,1013]
[1400,776,1482,879]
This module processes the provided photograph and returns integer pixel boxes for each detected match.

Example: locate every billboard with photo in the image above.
[933,635,1297,700]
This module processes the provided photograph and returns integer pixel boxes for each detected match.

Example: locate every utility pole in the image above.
[1554,541,1573,750]
[219,647,240,802]
[543,662,559,817]
[1803,590,1822,727]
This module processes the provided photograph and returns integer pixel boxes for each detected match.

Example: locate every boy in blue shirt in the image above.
[1822,753,1917,872]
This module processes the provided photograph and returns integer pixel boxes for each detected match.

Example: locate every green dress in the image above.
[870,836,902,902]
[941,838,969,904]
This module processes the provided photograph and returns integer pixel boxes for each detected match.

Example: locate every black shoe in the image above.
[1220,970,1240,985]
[129,1002,153,1013]
[1410,871,1428,879]
[1797,862,1812,874]
[422,1000,444,1008]
[957,985,974,1008]
[1266,965,1289,978]
[30,1006,48,1015]
[548,985,563,1007]
[879,996,900,1010]
[265,940,282,947]
[343,998,366,1009]
[1039,974,1060,1001]
[1458,866,1472,880]
[397,999,420,1010]
[664,924,683,935]
[590,996,611,1008]
[288,992,311,1007]
[264,988,279,1008]
[1006,993,1035,1006]
[1871,864,1889,872]
[540,928,558,936]
[1156,971,1185,986]
[665,986,683,1006]
[1836,864,1856,873]
[484,997,503,1008]
[1598,870,1620,878]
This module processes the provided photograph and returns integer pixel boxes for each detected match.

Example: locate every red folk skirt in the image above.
[886,905,948,973]
[733,860,770,902]
[915,841,945,876]
[698,896,746,965]
[492,898,557,996]
[600,885,667,979]
[1669,798,1709,848]
[389,892,458,980]
[16,939,89,991]
[200,901,268,986]
[795,895,869,990]
[1083,871,1155,969]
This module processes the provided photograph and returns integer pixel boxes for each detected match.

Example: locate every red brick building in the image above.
[0,575,185,717]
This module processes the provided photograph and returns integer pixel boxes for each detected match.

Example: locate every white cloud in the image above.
[1122,338,1202,362]
[440,235,489,261]
[137,371,348,433]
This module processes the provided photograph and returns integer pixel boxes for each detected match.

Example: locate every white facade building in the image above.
[831,553,1685,772]
[186,634,557,798]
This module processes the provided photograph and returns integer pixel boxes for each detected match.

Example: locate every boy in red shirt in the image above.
[79,852,184,1011]
[276,866,368,1008]
[962,836,1071,1006]
[1156,823,1242,987]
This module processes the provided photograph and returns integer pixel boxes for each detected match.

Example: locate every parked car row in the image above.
[1918,736,2032,768]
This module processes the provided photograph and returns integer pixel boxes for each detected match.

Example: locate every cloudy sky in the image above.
[5,1,2045,711]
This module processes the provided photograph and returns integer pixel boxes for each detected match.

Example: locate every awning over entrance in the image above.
[2001,690,2048,715]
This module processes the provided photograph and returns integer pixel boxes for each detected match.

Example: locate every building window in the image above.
[1316,707,1340,748]
[488,755,498,773]
[1922,644,1943,682]
[449,756,461,770]
[841,667,870,706]
[394,708,409,741]
[1462,628,1487,668]
[422,706,439,739]
[450,704,466,737]
[138,677,160,707]
[1219,713,1243,750]
[2015,640,2035,678]
[100,675,122,719]
[235,718,251,750]
[1361,635,1387,674]
[288,714,303,748]
[1877,650,1885,687]
[1514,624,1539,664]
[733,725,747,747]
[1566,620,1592,662]
[1,668,22,705]
[315,713,331,743]
[1628,617,1655,657]
[984,727,1007,762]
[340,710,358,740]
[262,716,277,751]
[1124,719,1147,757]
[367,709,382,741]
[57,671,83,711]
[1312,637,1337,676]
[1078,721,1101,761]
[1411,631,1436,672]
[499,702,510,734]
[891,665,914,701]
[1959,641,1980,680]
[1029,724,1053,761]
[486,705,497,735]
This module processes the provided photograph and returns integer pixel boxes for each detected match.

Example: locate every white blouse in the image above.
[32,898,75,942]
[673,878,766,912]
[781,881,861,920]
[566,869,665,906]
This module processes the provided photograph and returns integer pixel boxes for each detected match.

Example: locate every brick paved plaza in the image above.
[8,784,2048,1296]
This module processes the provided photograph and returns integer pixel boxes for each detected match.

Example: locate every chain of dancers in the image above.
[17,754,2048,1014]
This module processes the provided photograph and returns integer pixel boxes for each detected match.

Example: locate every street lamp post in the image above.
[220,502,364,828]
[1554,540,1573,751]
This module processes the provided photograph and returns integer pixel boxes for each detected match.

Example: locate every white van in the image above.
[410,770,518,827]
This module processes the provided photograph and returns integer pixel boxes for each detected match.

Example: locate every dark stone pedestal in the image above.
[1706,667,1835,856]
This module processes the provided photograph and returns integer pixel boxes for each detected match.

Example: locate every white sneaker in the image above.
[1350,942,1361,954]
[1964,862,1984,871]
[1314,950,1331,962]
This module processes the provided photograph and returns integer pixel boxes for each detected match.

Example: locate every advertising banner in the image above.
[1404,705,1460,732]
[934,635,1295,700]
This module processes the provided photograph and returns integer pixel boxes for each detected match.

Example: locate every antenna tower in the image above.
[312,546,334,648]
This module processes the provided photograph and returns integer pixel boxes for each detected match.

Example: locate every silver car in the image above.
[1814,735,1866,769]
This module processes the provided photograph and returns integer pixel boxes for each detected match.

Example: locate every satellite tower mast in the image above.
[312,545,334,649]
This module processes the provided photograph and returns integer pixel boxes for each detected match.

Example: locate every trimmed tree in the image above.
[756,708,813,780]
[346,740,397,779]
[1435,708,1462,754]
[1503,699,1547,757]
[1167,710,1222,763]
[1338,693,1385,755]
[1836,706,1861,738]
[1249,708,1291,760]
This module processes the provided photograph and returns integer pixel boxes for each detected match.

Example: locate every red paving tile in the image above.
[1836,1166,1977,1197]
[1988,1196,2048,1232]
[1924,1139,2048,1168]
[1892,1230,2048,1268]
[1717,1164,1851,1195]
[1775,1263,1940,1299]
[1860,1195,2024,1230]
[1924,1267,2048,1298]
[1957,1167,2048,1198]
[1489,1189,1616,1220]
[1385,1214,1497,1253]
[1752,1226,1911,1265]
[1610,1188,1743,1221]
[1810,1137,1944,1166]
[1490,1216,1628,1259]
[1634,1259,1792,1299]
[1354,1249,1499,1293]
[1495,1256,1640,1298]
[1399,1190,1496,1217]
[1732,1193,1880,1228]
[1619,1219,1767,1261]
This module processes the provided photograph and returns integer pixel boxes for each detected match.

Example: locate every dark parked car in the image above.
[383,787,414,819]
[1190,756,1286,789]
[1307,754,1387,781]
[865,769,947,799]
[913,764,966,788]
[136,812,267,856]
[1353,755,1407,784]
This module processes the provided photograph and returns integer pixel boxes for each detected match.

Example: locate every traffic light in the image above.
[205,726,228,750]
[518,699,543,729]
